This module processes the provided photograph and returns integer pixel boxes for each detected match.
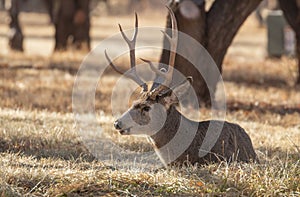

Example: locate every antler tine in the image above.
[164,6,178,86]
[105,13,147,92]
[105,50,125,75]
[118,13,138,47]
[118,12,139,73]
[141,6,178,90]
[141,6,178,92]
[140,58,168,76]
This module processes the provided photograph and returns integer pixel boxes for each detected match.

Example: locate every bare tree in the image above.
[8,0,91,52]
[45,0,91,51]
[278,0,300,84]
[8,0,24,51]
[159,0,262,105]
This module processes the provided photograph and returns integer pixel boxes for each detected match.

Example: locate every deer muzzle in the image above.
[114,119,131,135]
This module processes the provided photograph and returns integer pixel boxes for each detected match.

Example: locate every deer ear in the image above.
[164,77,193,105]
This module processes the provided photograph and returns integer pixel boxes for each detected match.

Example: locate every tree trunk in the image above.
[297,35,300,84]
[72,0,91,50]
[278,0,300,84]
[160,0,262,105]
[52,0,91,51]
[8,0,24,51]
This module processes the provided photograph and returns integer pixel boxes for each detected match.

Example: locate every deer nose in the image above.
[114,120,122,130]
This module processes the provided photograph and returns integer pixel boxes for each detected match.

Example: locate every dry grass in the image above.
[0,10,299,196]
[0,109,299,196]
[1,151,299,196]
[0,106,299,196]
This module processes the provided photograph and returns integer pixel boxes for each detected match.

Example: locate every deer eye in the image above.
[142,106,151,112]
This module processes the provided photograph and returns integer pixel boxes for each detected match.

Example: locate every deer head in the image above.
[105,7,193,136]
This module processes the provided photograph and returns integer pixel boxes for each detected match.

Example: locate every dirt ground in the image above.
[0,8,299,196]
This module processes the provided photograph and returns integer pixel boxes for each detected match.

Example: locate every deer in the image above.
[105,7,258,166]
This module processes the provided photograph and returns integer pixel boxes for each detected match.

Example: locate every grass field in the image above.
[0,9,300,196]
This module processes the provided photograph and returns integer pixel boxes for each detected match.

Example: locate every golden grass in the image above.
[0,100,299,196]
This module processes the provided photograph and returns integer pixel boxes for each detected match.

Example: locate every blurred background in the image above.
[0,0,298,112]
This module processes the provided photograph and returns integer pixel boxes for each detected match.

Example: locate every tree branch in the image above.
[206,0,262,70]
[278,0,299,31]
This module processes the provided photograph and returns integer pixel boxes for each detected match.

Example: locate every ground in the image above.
[0,6,299,196]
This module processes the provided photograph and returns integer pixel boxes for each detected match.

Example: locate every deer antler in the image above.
[141,6,178,91]
[162,6,178,86]
[105,13,148,92]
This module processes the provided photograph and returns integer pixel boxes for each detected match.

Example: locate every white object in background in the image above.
[284,25,296,56]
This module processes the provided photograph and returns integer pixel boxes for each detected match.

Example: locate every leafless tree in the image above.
[279,0,300,84]
[159,0,263,105]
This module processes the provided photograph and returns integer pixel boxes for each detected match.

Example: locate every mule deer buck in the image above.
[105,7,258,165]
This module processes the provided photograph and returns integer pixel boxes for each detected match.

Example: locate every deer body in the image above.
[106,7,258,166]
[149,105,257,165]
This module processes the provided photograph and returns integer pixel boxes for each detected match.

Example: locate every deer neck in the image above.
[148,105,200,165]
[149,105,182,149]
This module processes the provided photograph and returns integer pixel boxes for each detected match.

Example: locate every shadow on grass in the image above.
[1,131,299,165]
[224,75,290,89]
[0,137,96,162]
[227,100,300,115]
[256,146,300,163]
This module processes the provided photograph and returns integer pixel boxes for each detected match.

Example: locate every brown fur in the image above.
[150,105,258,165]
[116,91,258,165]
